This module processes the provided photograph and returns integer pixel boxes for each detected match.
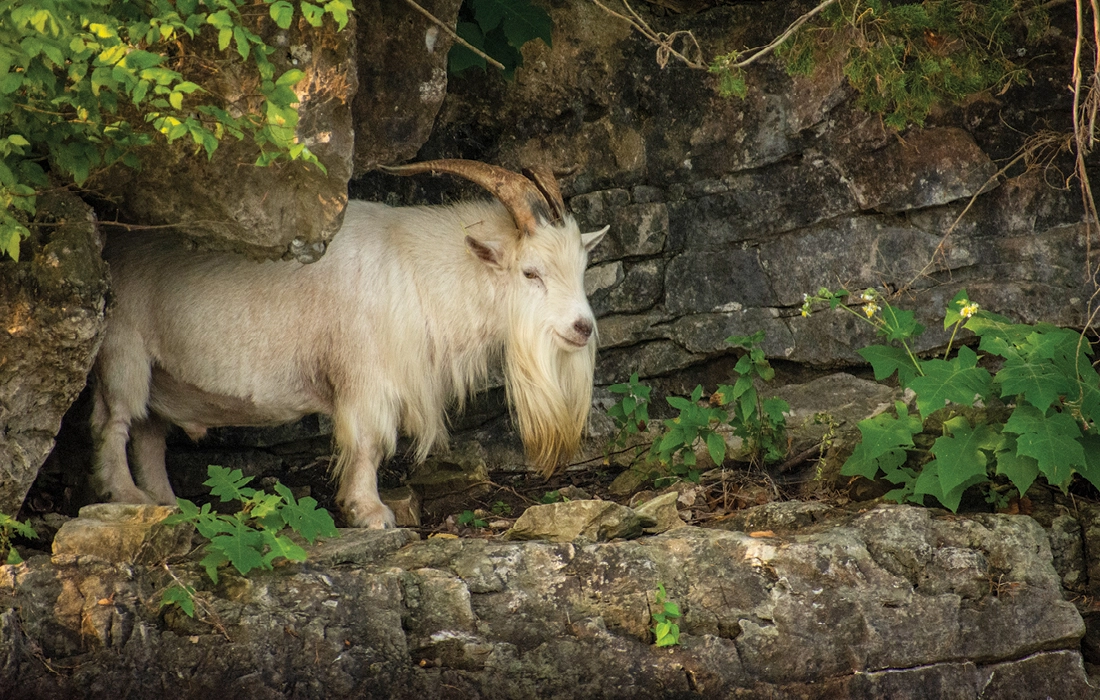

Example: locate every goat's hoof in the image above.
[343,501,397,529]
[107,485,157,505]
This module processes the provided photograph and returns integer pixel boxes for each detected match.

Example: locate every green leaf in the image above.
[995,434,1041,497]
[210,518,267,576]
[280,495,338,544]
[160,584,196,617]
[270,0,295,29]
[858,344,920,385]
[879,306,924,342]
[324,0,353,30]
[204,465,256,502]
[233,26,251,60]
[200,549,228,584]
[841,401,922,481]
[912,459,987,512]
[907,346,992,418]
[301,2,324,27]
[995,352,1075,413]
[1077,434,1100,491]
[706,431,726,465]
[1003,405,1085,482]
[943,288,971,329]
[262,531,307,564]
[928,416,997,495]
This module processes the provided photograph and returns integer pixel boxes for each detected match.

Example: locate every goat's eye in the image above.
[523,268,541,281]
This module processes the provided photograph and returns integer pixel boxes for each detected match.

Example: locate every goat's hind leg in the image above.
[130,415,176,505]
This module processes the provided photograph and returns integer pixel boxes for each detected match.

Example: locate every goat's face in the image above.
[514,218,606,351]
[465,216,606,351]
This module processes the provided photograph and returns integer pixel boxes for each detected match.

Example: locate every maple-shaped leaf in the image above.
[908,346,993,418]
[1076,434,1100,491]
[912,459,988,513]
[1003,405,1085,482]
[204,465,256,502]
[995,352,1075,413]
[878,306,924,342]
[858,345,920,386]
[841,401,923,481]
[209,516,267,576]
[928,416,998,495]
[276,483,338,544]
[994,434,1041,497]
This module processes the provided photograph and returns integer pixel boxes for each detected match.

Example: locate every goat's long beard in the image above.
[504,318,596,477]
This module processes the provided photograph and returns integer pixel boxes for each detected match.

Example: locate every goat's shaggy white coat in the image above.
[92,199,605,527]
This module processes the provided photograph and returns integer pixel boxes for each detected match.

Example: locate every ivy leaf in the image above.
[1003,405,1085,482]
[907,346,992,418]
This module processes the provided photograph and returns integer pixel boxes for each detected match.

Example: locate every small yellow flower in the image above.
[960,302,980,318]
[860,289,876,302]
[863,302,880,318]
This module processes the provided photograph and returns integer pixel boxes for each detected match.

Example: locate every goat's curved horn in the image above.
[523,166,566,223]
[379,159,561,237]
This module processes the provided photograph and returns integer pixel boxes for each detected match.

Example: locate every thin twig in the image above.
[392,0,506,71]
[730,0,839,70]
[591,0,705,69]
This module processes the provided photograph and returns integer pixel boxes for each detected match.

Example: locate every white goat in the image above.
[91,160,607,527]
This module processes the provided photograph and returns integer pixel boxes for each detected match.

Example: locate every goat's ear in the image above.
[581,225,609,252]
[465,236,506,269]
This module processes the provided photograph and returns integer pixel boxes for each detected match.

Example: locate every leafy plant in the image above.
[0,0,353,260]
[0,512,37,565]
[606,334,789,486]
[802,287,1100,512]
[490,500,512,516]
[650,583,682,647]
[160,465,338,617]
[449,0,552,79]
[457,509,487,528]
[711,0,1045,129]
[540,490,564,504]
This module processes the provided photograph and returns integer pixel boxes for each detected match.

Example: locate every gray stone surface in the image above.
[0,192,107,516]
[1,504,1093,699]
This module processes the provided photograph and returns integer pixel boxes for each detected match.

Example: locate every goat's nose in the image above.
[573,318,593,341]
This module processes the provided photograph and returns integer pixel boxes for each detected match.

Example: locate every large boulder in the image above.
[0,504,1092,698]
[0,192,107,517]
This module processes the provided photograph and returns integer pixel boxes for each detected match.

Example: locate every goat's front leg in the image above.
[91,390,154,504]
[130,416,177,505]
[335,441,396,528]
